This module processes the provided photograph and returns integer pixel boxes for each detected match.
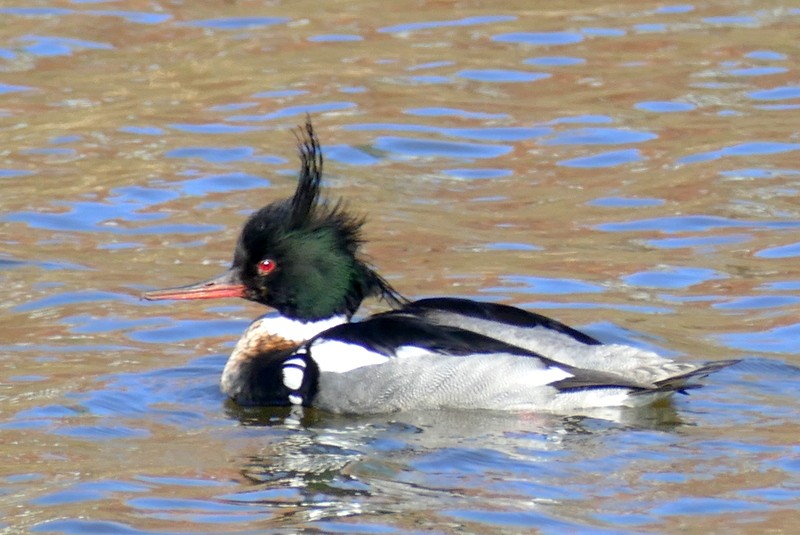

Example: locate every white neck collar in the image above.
[252,314,348,342]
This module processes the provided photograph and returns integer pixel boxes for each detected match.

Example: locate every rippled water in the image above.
[2,1,800,533]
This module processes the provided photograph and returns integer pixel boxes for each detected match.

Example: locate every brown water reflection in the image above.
[2,1,800,533]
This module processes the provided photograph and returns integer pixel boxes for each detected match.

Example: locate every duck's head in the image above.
[143,119,404,321]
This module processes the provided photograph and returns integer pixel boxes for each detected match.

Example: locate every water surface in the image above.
[2,1,799,533]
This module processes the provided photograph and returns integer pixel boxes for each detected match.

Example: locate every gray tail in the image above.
[636,359,740,396]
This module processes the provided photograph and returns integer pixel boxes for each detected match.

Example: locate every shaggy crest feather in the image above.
[229,118,405,319]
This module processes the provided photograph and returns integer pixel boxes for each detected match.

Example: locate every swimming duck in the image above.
[143,119,736,414]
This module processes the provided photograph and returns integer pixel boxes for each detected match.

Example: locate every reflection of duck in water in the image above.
[144,119,737,415]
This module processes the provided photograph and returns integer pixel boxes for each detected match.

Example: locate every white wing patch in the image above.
[309,340,391,373]
[309,340,446,373]
[282,366,305,391]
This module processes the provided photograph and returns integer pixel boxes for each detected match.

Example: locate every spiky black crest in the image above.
[289,119,324,230]
[232,118,406,320]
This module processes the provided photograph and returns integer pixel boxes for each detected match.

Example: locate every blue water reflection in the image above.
[543,128,656,145]
[0,83,33,94]
[379,15,516,34]
[165,147,254,163]
[373,136,511,159]
[645,234,750,250]
[726,66,787,76]
[745,50,787,60]
[596,215,800,233]
[635,101,696,112]
[456,69,550,83]
[0,7,72,16]
[678,142,800,164]
[308,34,363,43]
[559,149,642,168]
[493,32,583,46]
[227,102,356,122]
[756,242,800,259]
[169,123,262,134]
[182,17,289,30]
[622,267,727,289]
[487,275,605,295]
[443,168,513,180]
[748,86,800,100]
[654,5,694,14]
[588,197,664,208]
[524,56,585,67]
[119,126,164,136]
[405,107,509,119]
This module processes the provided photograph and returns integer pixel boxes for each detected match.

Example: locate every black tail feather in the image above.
[633,359,740,396]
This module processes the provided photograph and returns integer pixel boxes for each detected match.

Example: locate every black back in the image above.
[403,297,602,346]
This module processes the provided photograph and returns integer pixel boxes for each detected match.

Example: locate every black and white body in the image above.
[143,119,737,415]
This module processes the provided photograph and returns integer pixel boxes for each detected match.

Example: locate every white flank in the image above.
[288,394,303,405]
[254,314,348,342]
[282,366,305,391]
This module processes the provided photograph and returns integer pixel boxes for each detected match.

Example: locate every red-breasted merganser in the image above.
[143,119,737,414]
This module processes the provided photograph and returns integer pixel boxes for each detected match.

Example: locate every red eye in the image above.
[257,259,277,275]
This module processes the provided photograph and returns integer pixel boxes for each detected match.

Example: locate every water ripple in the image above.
[645,234,750,250]
[622,267,727,289]
[379,15,516,34]
[654,5,695,14]
[745,50,786,61]
[86,10,172,25]
[487,275,605,295]
[0,7,72,16]
[588,197,664,208]
[0,83,34,94]
[169,123,263,134]
[308,34,363,43]
[13,291,139,313]
[443,168,513,180]
[524,56,585,67]
[679,142,800,164]
[635,101,696,112]
[182,17,289,30]
[559,149,642,168]
[493,32,583,46]
[596,215,800,233]
[165,146,254,163]
[747,85,800,100]
[19,35,113,56]
[755,242,800,259]
[725,66,787,77]
[543,127,656,145]
[405,107,509,120]
[373,136,511,159]
[456,69,550,83]
[227,102,356,122]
